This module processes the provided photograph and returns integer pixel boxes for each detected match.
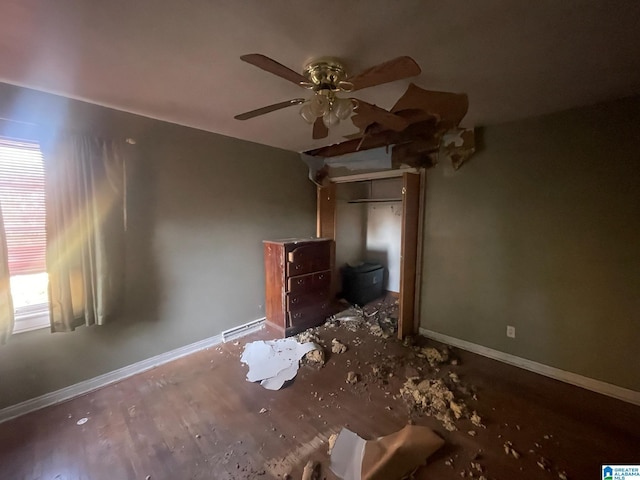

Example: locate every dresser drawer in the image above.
[288,301,331,328]
[287,270,331,295]
[286,288,330,312]
[286,242,331,277]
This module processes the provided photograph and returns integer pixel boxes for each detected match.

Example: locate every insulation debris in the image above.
[240,339,321,390]
[537,457,551,471]
[470,411,484,428]
[418,347,449,367]
[503,441,520,459]
[400,377,474,431]
[304,348,326,366]
[346,371,359,384]
[332,338,348,354]
[330,425,444,480]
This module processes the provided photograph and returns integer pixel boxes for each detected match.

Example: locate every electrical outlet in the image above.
[506,325,516,338]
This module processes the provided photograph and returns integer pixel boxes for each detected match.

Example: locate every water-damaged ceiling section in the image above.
[1,0,639,152]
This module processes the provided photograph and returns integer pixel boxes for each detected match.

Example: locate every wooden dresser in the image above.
[263,238,333,337]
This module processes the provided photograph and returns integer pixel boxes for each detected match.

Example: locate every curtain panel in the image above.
[0,205,14,343]
[42,135,126,332]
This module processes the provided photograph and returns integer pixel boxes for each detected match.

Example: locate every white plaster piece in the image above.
[330,428,366,480]
[241,339,320,390]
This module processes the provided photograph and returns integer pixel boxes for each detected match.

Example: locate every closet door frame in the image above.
[317,169,424,339]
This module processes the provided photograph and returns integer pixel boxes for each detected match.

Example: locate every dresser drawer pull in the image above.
[317,274,324,280]
[291,298,298,304]
[297,279,304,285]
[293,312,302,319]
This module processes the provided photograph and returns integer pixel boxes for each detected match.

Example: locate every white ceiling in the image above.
[1,0,640,152]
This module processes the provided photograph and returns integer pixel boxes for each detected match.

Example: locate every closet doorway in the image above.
[317,171,422,338]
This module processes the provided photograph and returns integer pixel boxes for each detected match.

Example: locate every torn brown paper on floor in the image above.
[330,425,444,480]
[241,339,321,390]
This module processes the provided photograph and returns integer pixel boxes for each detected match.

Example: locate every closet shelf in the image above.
[347,197,402,204]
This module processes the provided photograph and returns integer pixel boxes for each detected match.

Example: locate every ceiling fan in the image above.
[234,54,422,139]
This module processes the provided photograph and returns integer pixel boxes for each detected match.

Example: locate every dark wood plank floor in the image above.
[1,315,639,480]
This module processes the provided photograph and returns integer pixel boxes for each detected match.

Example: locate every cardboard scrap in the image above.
[240,339,321,390]
[330,425,444,480]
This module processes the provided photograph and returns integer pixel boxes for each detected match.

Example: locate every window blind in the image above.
[0,137,46,276]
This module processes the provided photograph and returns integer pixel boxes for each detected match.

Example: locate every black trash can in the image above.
[341,263,384,306]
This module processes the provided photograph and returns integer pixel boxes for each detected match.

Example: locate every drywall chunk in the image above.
[241,339,321,390]
[330,425,444,480]
[331,338,348,354]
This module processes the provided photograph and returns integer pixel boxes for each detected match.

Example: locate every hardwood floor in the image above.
[0,314,638,480]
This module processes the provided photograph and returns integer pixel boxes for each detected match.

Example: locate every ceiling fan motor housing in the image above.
[304,57,349,92]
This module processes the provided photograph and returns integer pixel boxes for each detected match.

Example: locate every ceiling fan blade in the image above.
[391,83,469,128]
[312,117,328,139]
[349,56,421,92]
[240,54,309,86]
[352,100,409,132]
[234,98,305,120]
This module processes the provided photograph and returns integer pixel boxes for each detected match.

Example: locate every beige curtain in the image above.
[0,205,14,343]
[42,135,126,332]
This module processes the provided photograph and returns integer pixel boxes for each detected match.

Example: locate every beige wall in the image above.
[421,96,640,391]
[0,84,316,409]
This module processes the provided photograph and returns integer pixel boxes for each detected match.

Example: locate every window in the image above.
[0,137,49,333]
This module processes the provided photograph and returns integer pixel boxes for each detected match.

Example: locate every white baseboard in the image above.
[419,328,640,406]
[0,318,265,424]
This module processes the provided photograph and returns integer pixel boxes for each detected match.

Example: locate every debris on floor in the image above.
[400,377,477,431]
[328,433,339,455]
[330,424,444,480]
[418,346,449,367]
[537,456,551,471]
[346,371,359,384]
[301,460,320,480]
[241,338,321,390]
[303,348,326,366]
[332,338,348,354]
[504,441,521,459]
[327,300,398,338]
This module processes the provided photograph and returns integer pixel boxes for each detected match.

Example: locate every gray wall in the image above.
[0,85,316,409]
[421,96,640,392]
